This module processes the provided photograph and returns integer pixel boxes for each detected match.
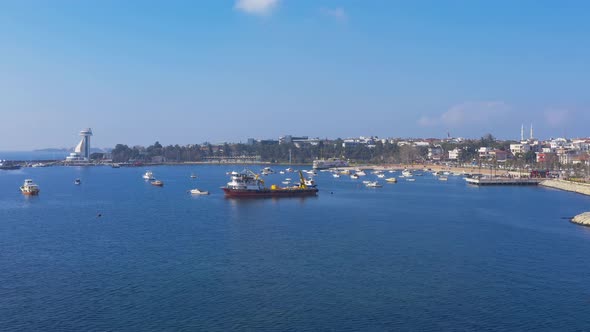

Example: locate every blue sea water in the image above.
[0,151,69,161]
[1,165,590,331]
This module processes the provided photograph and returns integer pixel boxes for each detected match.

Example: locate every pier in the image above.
[465,177,542,186]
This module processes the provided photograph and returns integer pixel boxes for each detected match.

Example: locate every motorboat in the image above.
[20,179,40,195]
[143,171,155,180]
[377,174,385,178]
[366,181,383,188]
[351,174,359,179]
[151,180,164,187]
[385,177,397,183]
[439,176,449,181]
[190,188,209,195]
[74,178,81,185]
[406,178,416,182]
[401,169,413,177]
[332,173,340,178]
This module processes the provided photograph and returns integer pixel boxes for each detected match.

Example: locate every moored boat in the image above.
[143,170,155,180]
[74,178,81,185]
[385,177,397,183]
[190,188,209,195]
[151,180,164,187]
[222,170,318,198]
[20,179,40,195]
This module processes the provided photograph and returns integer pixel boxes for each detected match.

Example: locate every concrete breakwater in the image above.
[539,179,590,196]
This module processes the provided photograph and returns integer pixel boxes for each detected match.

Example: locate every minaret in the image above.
[530,124,533,140]
[521,124,524,141]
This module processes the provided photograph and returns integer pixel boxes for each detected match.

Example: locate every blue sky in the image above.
[1,0,589,150]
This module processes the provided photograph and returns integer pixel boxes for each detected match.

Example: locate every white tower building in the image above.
[66,128,93,163]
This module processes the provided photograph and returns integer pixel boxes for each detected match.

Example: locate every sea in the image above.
[1,165,590,331]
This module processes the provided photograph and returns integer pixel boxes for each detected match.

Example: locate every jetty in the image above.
[465,177,542,186]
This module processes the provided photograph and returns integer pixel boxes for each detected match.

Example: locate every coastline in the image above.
[539,179,590,196]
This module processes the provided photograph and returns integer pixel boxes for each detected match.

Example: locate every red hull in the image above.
[222,188,318,198]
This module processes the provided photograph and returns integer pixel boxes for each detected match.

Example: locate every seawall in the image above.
[539,179,590,196]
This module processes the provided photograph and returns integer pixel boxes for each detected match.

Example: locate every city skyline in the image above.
[1,0,589,150]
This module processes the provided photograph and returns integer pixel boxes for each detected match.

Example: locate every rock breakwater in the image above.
[539,179,590,196]
[572,212,590,226]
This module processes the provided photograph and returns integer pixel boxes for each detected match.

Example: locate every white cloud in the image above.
[418,101,511,127]
[234,0,279,16]
[321,7,348,21]
[544,109,571,127]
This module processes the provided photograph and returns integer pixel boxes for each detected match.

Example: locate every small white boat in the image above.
[366,181,382,188]
[362,180,371,184]
[74,178,81,185]
[385,177,397,183]
[143,171,155,180]
[402,169,413,177]
[439,176,449,181]
[151,180,164,187]
[377,174,385,178]
[406,178,415,182]
[351,174,359,179]
[282,181,291,185]
[332,173,340,178]
[190,188,209,195]
[305,178,316,187]
[279,171,285,175]
[20,179,40,195]
[190,173,197,179]
[356,170,367,176]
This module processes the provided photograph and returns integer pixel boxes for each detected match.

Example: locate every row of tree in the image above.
[104,135,577,171]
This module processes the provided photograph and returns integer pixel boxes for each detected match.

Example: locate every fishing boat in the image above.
[143,170,155,180]
[222,170,318,198]
[20,179,40,195]
[190,188,209,195]
[151,180,164,187]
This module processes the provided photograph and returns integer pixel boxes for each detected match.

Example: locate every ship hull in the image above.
[222,188,318,198]
[21,190,40,196]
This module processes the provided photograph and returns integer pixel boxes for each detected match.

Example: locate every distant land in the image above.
[34,148,111,153]
[34,148,70,152]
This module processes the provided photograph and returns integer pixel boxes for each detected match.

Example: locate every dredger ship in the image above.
[222,170,318,198]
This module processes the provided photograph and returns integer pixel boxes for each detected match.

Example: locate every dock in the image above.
[465,177,542,186]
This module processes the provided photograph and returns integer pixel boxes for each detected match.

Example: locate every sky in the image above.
[1,0,589,150]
